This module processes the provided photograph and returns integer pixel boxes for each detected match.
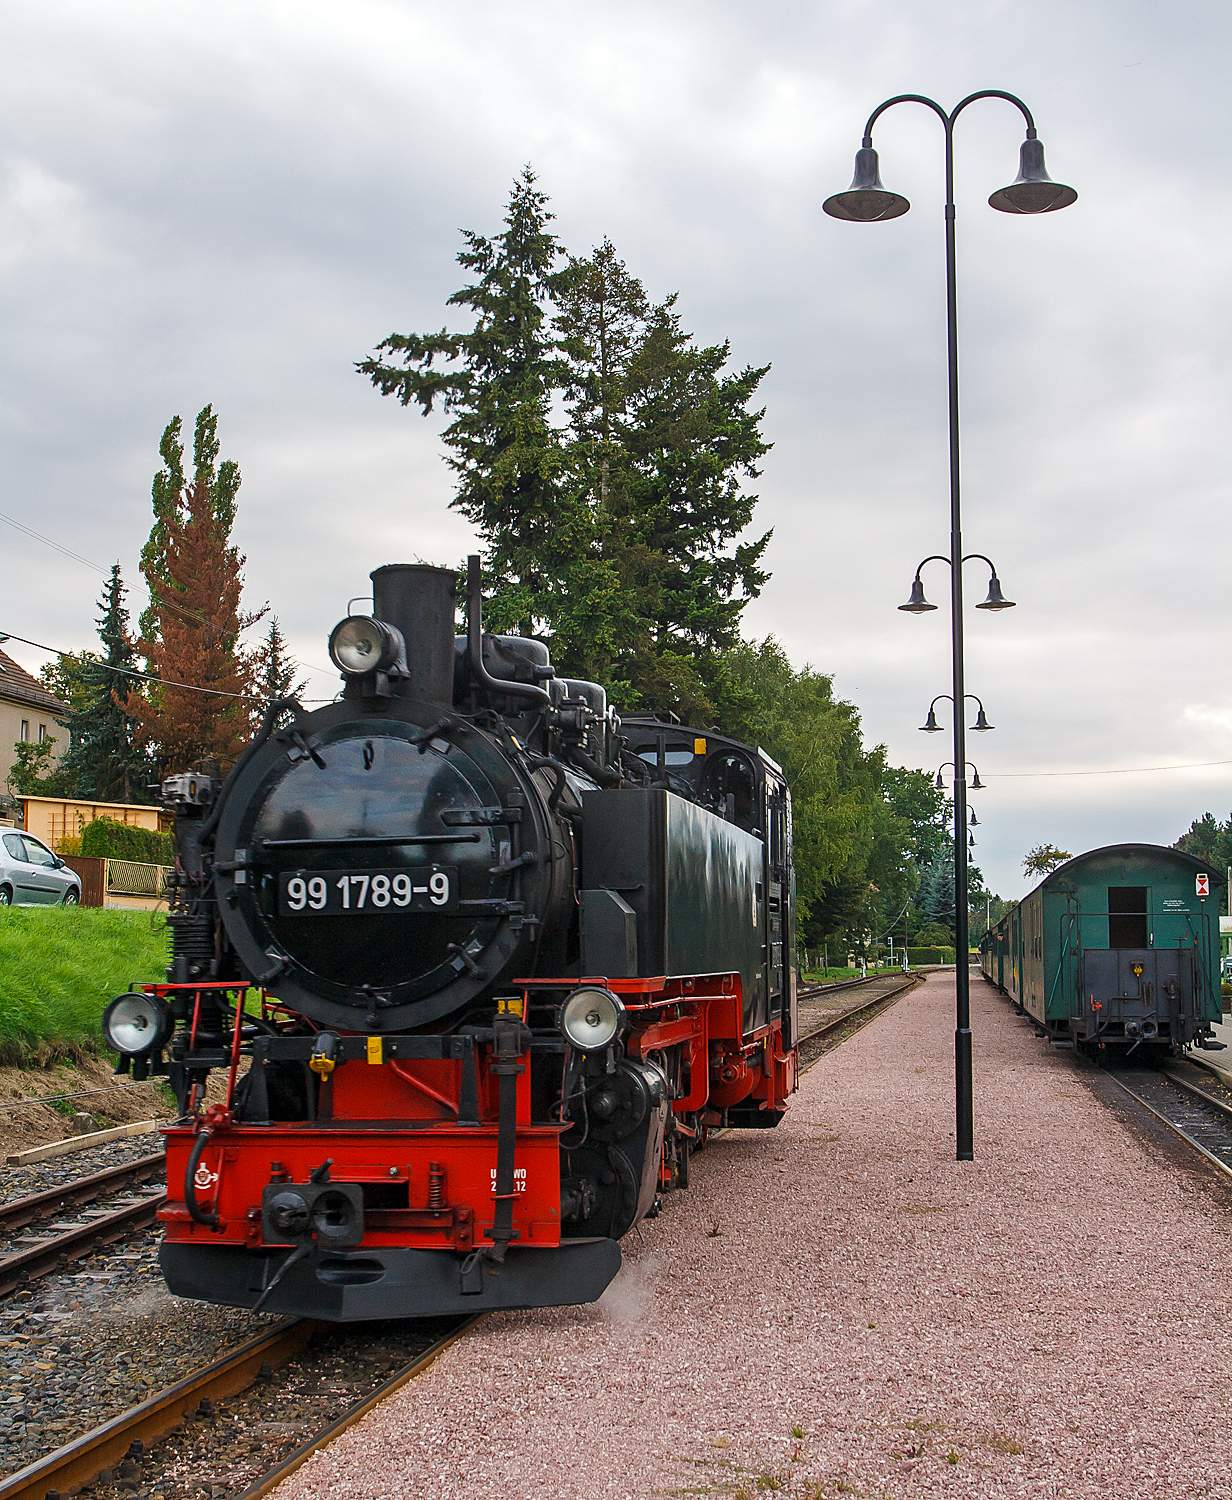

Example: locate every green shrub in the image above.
[81,816,173,865]
[0,907,170,1063]
[906,946,956,965]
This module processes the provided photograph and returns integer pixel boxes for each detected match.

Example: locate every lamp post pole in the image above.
[824,91,1075,1161]
[939,107,976,1160]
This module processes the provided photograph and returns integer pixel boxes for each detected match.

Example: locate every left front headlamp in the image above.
[560,986,627,1052]
[103,991,172,1056]
[328,616,403,676]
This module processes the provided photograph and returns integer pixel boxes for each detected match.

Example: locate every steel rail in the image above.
[0,1190,166,1296]
[236,1315,482,1499]
[0,1153,164,1235]
[798,971,912,1002]
[0,1320,319,1500]
[1160,1063,1232,1123]
[1101,1071,1232,1185]
[798,974,920,1054]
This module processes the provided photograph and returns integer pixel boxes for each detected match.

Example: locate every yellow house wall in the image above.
[0,695,67,792]
[21,796,161,849]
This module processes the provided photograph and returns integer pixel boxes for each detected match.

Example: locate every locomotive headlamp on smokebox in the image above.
[328,616,404,676]
[560,986,627,1053]
[103,991,172,1057]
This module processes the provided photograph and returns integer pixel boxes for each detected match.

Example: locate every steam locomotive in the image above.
[102,559,797,1320]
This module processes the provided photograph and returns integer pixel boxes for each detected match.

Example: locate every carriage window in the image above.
[1108,886,1148,949]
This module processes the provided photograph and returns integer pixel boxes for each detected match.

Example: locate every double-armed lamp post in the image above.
[823,91,1075,1160]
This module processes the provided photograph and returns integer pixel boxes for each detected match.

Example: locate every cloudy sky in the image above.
[1,0,1228,897]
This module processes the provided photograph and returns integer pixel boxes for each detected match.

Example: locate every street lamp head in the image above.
[935,769,946,789]
[970,705,994,732]
[919,707,944,734]
[969,832,977,848]
[976,573,1016,611]
[989,136,1077,215]
[970,768,985,790]
[899,577,938,613]
[969,809,979,826]
[823,146,911,222]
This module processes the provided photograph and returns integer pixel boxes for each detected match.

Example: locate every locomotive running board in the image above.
[160,1237,621,1321]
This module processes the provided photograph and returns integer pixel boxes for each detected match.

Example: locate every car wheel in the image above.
[0,885,11,906]
[63,888,79,906]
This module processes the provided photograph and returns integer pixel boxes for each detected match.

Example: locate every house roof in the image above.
[0,648,68,716]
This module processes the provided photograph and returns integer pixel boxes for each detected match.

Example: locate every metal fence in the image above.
[104,859,171,899]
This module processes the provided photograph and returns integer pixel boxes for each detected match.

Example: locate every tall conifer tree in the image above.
[57,565,154,803]
[359,174,771,723]
[127,408,263,771]
[359,167,581,636]
[255,617,305,701]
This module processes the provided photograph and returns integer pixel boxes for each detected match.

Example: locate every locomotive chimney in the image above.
[370,563,456,706]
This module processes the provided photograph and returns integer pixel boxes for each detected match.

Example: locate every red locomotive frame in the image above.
[157,972,795,1258]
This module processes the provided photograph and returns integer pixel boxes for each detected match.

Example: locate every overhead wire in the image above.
[0,508,336,677]
[0,630,255,700]
[0,510,107,573]
[990,760,1232,778]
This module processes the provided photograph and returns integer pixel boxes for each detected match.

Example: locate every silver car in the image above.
[0,830,81,905]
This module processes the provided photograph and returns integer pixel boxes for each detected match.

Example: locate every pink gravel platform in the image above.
[277,975,1232,1499]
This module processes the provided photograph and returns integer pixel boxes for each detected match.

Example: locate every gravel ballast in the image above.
[0,1132,280,1480]
[272,973,1232,1499]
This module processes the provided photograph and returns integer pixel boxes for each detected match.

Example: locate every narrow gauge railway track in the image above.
[1101,1063,1232,1183]
[798,970,912,1002]
[0,978,917,1497]
[797,972,920,1069]
[0,1315,476,1500]
[0,1154,165,1297]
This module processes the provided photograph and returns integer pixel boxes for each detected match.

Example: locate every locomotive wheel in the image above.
[563,1142,641,1238]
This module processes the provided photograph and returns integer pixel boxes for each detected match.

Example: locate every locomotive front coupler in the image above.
[453,1011,533,1269]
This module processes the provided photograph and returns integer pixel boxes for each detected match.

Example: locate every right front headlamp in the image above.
[328,616,404,676]
[559,986,626,1053]
[103,991,172,1057]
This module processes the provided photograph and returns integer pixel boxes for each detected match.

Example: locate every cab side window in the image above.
[702,752,758,833]
[2,833,28,861]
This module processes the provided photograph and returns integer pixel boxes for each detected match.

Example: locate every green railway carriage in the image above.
[980,844,1226,1057]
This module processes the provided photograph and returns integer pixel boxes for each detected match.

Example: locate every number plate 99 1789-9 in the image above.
[278,867,459,915]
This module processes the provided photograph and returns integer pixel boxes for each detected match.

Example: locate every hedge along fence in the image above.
[0,908,171,1064]
[906,946,957,966]
[81,817,174,866]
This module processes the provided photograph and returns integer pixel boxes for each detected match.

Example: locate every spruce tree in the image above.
[256,617,306,701]
[57,565,154,803]
[550,240,652,685]
[127,409,263,771]
[358,167,580,636]
[617,300,771,720]
[359,177,772,723]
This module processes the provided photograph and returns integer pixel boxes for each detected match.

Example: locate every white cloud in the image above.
[0,0,1228,894]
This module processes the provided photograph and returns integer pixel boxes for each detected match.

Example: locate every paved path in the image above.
[278,974,1232,1499]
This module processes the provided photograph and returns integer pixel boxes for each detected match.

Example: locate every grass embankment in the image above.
[0,908,170,1064]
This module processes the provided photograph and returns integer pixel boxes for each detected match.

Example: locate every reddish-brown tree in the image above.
[126,408,265,772]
